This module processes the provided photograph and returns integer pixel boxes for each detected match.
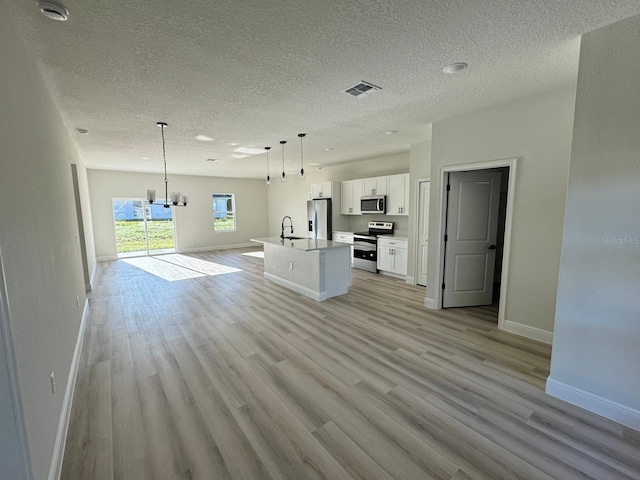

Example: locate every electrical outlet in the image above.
[289,262,293,270]
[50,372,56,394]
[76,295,80,307]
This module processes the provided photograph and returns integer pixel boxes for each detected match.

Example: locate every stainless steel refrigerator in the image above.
[307,198,332,240]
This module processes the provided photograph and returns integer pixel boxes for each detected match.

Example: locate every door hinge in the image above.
[441,283,446,290]
[446,184,451,192]
[444,234,448,242]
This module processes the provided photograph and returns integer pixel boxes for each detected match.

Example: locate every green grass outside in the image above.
[115,220,175,253]
[214,216,235,231]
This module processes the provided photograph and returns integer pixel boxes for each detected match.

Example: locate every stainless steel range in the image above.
[353,221,394,272]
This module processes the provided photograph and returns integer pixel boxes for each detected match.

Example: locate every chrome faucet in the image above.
[280,216,294,239]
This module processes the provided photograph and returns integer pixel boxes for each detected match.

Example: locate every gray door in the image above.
[443,170,501,307]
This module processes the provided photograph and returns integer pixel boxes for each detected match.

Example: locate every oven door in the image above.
[353,236,377,271]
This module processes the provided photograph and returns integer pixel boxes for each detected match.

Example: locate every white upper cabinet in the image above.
[341,179,363,215]
[386,173,410,216]
[311,181,333,199]
[362,176,387,196]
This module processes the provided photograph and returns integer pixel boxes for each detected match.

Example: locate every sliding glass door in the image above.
[112,199,175,257]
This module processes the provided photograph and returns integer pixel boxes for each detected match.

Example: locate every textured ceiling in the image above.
[7,0,640,178]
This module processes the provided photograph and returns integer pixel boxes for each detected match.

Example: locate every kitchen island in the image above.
[251,237,351,301]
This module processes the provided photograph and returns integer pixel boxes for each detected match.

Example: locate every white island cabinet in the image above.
[251,237,351,301]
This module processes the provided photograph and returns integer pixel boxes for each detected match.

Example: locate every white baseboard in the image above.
[48,299,89,480]
[378,270,407,280]
[424,297,435,309]
[96,255,117,262]
[503,320,553,344]
[546,377,640,431]
[263,272,343,301]
[177,243,256,254]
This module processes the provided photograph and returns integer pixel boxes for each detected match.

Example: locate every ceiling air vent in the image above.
[344,81,381,98]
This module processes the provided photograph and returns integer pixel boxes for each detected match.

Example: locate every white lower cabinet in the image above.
[333,232,354,266]
[377,237,408,276]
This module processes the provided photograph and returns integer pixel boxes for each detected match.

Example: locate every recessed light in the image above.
[385,130,397,135]
[309,163,321,166]
[206,158,218,162]
[195,134,214,142]
[324,148,334,151]
[37,1,69,21]
[141,156,149,160]
[231,153,249,159]
[75,128,89,135]
[443,62,468,74]
[228,142,240,146]
[234,147,265,155]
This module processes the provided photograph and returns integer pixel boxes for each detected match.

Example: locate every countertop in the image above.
[251,237,352,252]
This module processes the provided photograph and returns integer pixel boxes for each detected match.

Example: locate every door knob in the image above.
[488,245,497,250]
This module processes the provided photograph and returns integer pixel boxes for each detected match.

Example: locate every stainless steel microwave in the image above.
[360,195,386,214]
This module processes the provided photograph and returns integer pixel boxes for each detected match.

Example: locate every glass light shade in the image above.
[299,168,305,180]
[147,189,156,203]
[170,191,181,205]
[266,175,271,186]
[181,193,189,206]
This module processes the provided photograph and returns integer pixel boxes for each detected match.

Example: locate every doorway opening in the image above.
[432,158,517,331]
[71,164,91,292]
[112,199,176,257]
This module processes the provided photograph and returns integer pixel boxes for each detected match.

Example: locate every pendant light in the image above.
[280,140,287,183]
[298,133,306,180]
[265,146,271,186]
[146,122,188,208]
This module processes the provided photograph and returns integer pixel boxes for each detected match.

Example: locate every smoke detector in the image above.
[344,81,381,98]
[37,1,69,21]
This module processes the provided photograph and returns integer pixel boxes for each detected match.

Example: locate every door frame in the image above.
[431,158,517,331]
[0,246,33,479]
[414,177,430,287]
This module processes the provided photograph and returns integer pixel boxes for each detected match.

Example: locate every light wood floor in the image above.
[61,247,640,480]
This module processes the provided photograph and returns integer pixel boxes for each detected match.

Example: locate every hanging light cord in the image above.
[299,133,305,176]
[280,140,286,179]
[161,124,169,205]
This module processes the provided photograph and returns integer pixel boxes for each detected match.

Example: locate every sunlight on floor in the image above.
[123,254,242,281]
[242,251,264,258]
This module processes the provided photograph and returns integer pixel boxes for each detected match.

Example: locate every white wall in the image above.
[428,87,576,338]
[267,152,410,238]
[548,14,640,429]
[88,170,269,259]
[0,4,88,478]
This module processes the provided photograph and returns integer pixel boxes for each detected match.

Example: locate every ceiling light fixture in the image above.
[195,134,214,142]
[264,146,271,186]
[324,148,334,152]
[37,1,69,21]
[443,62,468,74]
[385,130,398,135]
[206,158,218,162]
[234,146,265,155]
[75,128,89,135]
[280,140,287,183]
[146,122,188,208]
[298,133,306,181]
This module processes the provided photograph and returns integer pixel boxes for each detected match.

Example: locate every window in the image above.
[213,193,236,232]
